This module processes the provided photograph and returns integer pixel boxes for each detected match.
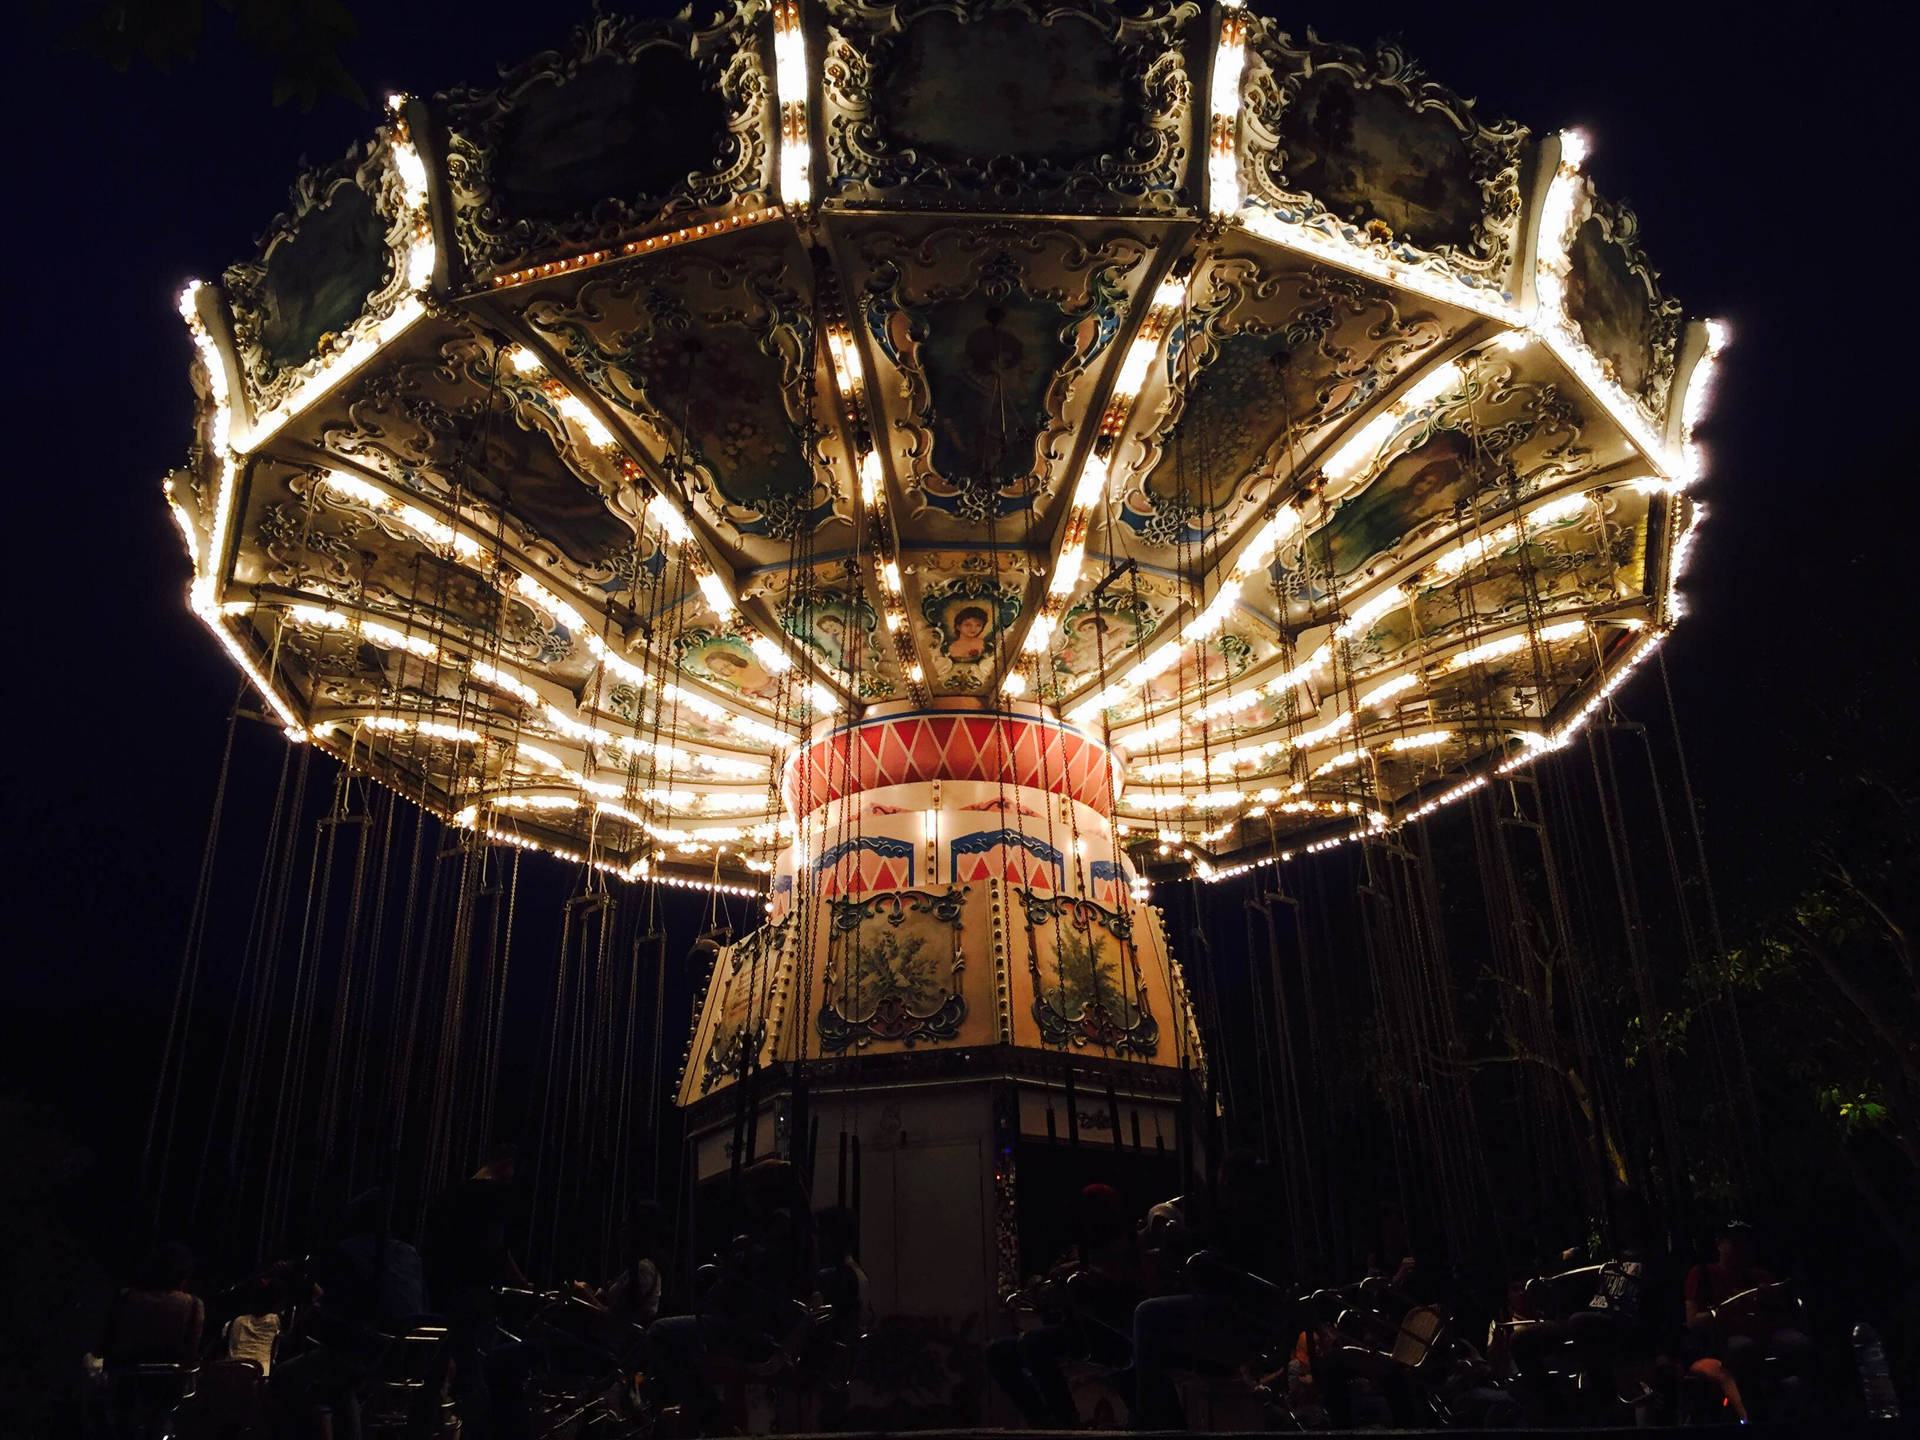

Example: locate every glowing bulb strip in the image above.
[1182,577,1242,643]
[1235,205,1519,321]
[1677,319,1730,485]
[1310,747,1368,778]
[1402,775,1490,824]
[322,471,490,563]
[543,382,617,450]
[176,282,305,733]
[827,324,866,409]
[1036,273,1192,648]
[1321,360,1465,484]
[161,476,199,569]
[1207,7,1248,217]
[1333,585,1407,640]
[1426,489,1594,578]
[1448,618,1587,670]
[773,1,811,206]
[1528,133,1674,472]
[1051,545,1085,596]
[486,207,782,291]
[697,572,737,619]
[285,604,772,780]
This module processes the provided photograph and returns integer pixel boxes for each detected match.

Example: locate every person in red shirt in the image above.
[1684,1221,1811,1415]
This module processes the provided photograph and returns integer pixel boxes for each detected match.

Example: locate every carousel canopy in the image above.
[166,0,1721,894]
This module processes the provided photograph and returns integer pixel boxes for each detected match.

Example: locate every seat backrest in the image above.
[1391,1306,1444,1368]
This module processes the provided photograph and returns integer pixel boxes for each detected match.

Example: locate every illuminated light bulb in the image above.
[1448,619,1587,670]
[1051,544,1085,595]
[1310,747,1369,778]
[884,611,902,632]
[1236,508,1301,575]
[324,471,386,506]
[1001,671,1028,697]
[1119,716,1181,752]
[1387,730,1452,752]
[1334,586,1406,641]
[907,663,924,683]
[647,493,693,544]
[1323,362,1463,483]
[1130,641,1182,686]
[391,138,429,208]
[859,449,883,506]
[406,233,435,291]
[1072,454,1111,511]
[1208,149,1240,219]
[773,3,808,100]
[1023,615,1056,653]
[510,346,544,376]
[880,559,902,594]
[806,682,840,714]
[1111,336,1157,402]
[749,634,791,673]
[1358,673,1418,709]
[697,572,736,619]
[514,574,586,634]
[1182,579,1241,642]
[552,391,616,449]
[1558,127,1591,170]
[472,660,541,710]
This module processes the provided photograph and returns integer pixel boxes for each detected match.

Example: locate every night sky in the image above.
[4,0,1914,1228]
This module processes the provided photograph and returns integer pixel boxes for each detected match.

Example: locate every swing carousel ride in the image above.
[163,0,1724,1390]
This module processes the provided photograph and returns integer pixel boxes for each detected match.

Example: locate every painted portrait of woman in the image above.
[946,604,993,661]
[689,638,779,699]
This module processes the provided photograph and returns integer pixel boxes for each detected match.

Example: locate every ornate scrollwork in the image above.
[1559,190,1684,420]
[518,242,826,538]
[702,1018,770,1093]
[822,0,1197,211]
[1241,25,1527,296]
[1017,889,1159,1056]
[854,223,1149,522]
[817,886,970,1052]
[223,133,420,420]
[1119,257,1446,545]
[437,3,770,281]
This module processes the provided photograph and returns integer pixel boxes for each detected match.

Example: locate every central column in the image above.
[678,699,1203,1427]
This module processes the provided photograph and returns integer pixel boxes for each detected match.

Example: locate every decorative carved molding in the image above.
[822,0,1198,211]
[1560,189,1683,420]
[852,221,1150,523]
[1241,24,1527,297]
[1118,257,1446,546]
[437,2,771,281]
[818,886,970,1051]
[223,134,419,420]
